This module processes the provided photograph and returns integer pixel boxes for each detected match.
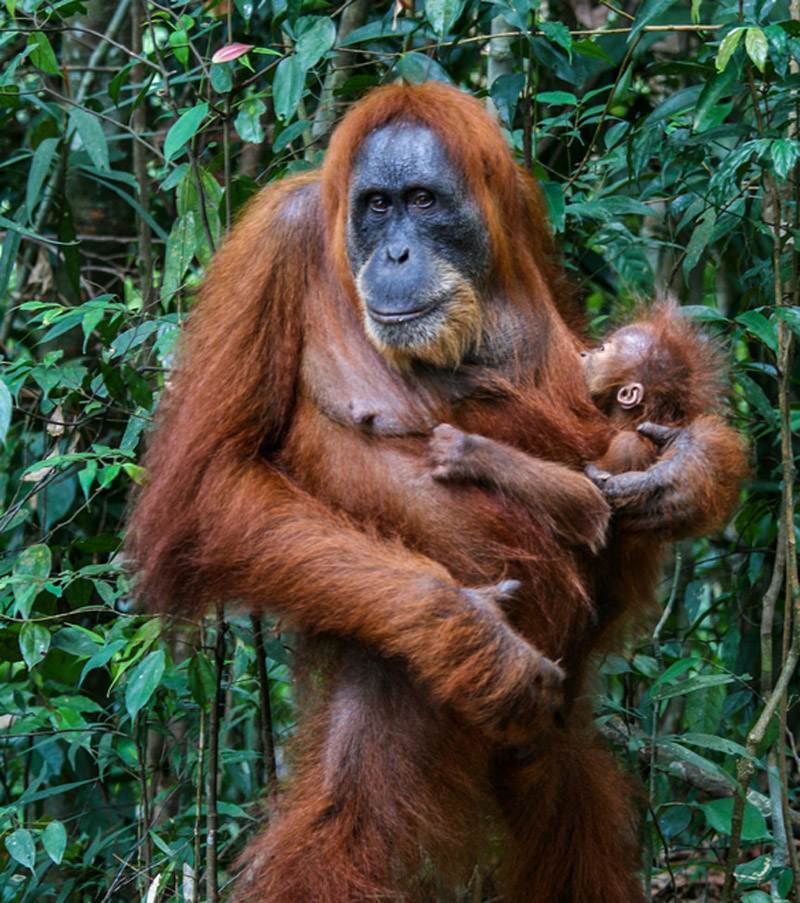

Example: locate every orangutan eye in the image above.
[409,190,434,209]
[368,193,391,213]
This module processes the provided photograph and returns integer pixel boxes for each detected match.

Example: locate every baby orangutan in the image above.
[429,302,731,542]
[580,302,727,477]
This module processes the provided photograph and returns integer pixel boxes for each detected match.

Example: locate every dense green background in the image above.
[0,0,798,900]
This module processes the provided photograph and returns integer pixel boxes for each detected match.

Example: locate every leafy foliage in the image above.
[0,1,797,901]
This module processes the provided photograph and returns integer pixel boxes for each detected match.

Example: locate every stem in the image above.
[136,713,152,893]
[13,0,132,298]
[720,172,800,903]
[564,34,642,189]
[131,0,153,308]
[250,615,277,792]
[486,14,513,122]
[649,548,681,806]
[193,627,207,902]
[310,0,371,143]
[522,15,534,171]
[760,521,785,693]
[206,607,226,903]
[143,4,216,254]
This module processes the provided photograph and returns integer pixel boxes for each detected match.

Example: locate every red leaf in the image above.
[212,43,253,64]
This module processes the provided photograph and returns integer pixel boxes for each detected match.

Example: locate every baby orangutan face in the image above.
[580,327,652,418]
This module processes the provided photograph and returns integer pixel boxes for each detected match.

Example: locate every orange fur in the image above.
[589,300,732,475]
[127,83,747,902]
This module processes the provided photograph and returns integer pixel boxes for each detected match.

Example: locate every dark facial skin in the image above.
[346,124,490,338]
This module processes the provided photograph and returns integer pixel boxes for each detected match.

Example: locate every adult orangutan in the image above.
[128,82,747,902]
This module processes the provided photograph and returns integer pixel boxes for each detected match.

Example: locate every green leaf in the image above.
[536,91,577,106]
[160,162,189,192]
[341,18,417,46]
[539,21,572,61]
[188,653,216,706]
[0,378,11,444]
[679,733,748,759]
[123,364,152,409]
[541,182,565,233]
[745,27,767,73]
[99,463,121,488]
[702,799,770,841]
[160,211,198,302]
[217,800,257,820]
[108,64,131,105]
[20,621,50,669]
[100,361,127,402]
[125,649,166,721]
[658,739,735,788]
[168,28,189,67]
[716,27,744,73]
[599,653,631,675]
[42,821,67,865]
[80,638,127,683]
[52,626,100,657]
[659,805,692,839]
[683,677,724,732]
[737,372,778,427]
[234,97,267,145]
[651,673,734,701]
[683,211,716,278]
[5,828,35,871]
[774,306,800,339]
[69,108,109,171]
[647,84,703,124]
[425,0,466,38]
[737,310,778,353]
[295,16,336,69]
[123,463,146,484]
[26,137,58,221]
[0,222,21,301]
[163,102,209,163]
[742,892,772,903]
[650,657,698,694]
[632,653,659,678]
[572,39,614,63]
[273,57,305,123]
[110,319,164,358]
[735,855,773,884]
[78,459,97,500]
[682,305,729,322]
[694,67,736,133]
[13,544,52,616]
[28,32,59,75]
[273,119,309,152]
[93,579,118,607]
[396,52,450,85]
[770,138,800,181]
[211,62,233,94]
[490,73,525,127]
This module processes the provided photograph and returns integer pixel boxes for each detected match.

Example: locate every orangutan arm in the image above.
[587,417,749,539]
[429,423,610,553]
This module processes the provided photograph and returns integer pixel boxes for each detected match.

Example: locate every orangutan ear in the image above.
[616,382,644,410]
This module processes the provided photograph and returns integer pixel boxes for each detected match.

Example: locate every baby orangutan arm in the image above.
[589,429,658,476]
[429,423,610,553]
[587,417,749,539]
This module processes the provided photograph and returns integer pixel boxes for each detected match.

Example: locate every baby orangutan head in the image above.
[580,326,653,424]
[580,303,728,428]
